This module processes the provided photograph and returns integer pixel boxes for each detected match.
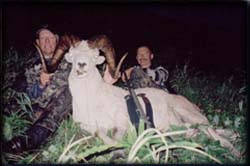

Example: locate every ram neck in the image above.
[74,68,103,96]
[85,68,103,94]
[70,68,104,115]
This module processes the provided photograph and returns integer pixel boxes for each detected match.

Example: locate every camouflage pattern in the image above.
[30,58,72,132]
[2,50,74,154]
[128,66,169,92]
[33,59,71,106]
[25,59,43,99]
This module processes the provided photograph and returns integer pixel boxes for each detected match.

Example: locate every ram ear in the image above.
[95,56,105,65]
[65,52,74,63]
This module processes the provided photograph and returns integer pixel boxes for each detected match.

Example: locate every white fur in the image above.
[66,40,209,144]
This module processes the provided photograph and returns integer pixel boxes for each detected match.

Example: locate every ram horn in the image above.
[114,52,128,79]
[87,35,118,78]
[49,34,81,73]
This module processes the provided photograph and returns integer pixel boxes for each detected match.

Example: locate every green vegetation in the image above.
[2,49,247,164]
[170,62,247,158]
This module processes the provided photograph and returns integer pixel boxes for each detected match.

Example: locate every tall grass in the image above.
[170,63,247,160]
[171,63,246,130]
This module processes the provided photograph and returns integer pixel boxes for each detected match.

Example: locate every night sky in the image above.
[3,2,247,79]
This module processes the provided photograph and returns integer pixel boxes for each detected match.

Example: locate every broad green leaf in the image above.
[126,123,137,145]
[138,119,145,136]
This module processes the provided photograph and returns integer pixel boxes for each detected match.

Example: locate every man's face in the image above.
[136,46,154,68]
[36,29,58,57]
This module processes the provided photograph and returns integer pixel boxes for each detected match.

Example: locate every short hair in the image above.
[35,25,57,39]
[137,46,153,54]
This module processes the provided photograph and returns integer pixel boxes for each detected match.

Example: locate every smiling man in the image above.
[35,28,59,88]
[136,46,154,68]
[36,28,58,59]
[122,46,169,91]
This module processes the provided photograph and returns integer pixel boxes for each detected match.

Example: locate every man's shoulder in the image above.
[50,58,71,81]
[24,49,41,68]
[155,66,168,71]
[154,66,169,81]
[56,58,71,71]
[154,66,169,74]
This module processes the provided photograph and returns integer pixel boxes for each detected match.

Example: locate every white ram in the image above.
[65,40,208,141]
[65,40,240,157]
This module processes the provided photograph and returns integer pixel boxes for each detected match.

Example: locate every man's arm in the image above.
[154,66,170,92]
[25,64,43,99]
[27,81,44,99]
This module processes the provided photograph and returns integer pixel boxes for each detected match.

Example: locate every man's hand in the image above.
[121,66,135,82]
[103,67,120,84]
[57,34,81,51]
[40,71,53,87]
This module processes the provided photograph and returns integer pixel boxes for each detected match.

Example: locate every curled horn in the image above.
[49,49,65,72]
[49,34,81,73]
[87,35,117,78]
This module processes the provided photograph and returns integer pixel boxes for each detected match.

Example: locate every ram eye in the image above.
[78,62,86,68]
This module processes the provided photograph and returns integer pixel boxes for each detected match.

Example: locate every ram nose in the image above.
[78,62,86,68]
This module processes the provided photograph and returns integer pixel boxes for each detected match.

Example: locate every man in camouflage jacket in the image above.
[3,26,79,153]
[4,26,119,153]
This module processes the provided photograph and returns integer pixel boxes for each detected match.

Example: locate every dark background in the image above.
[2,2,247,80]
